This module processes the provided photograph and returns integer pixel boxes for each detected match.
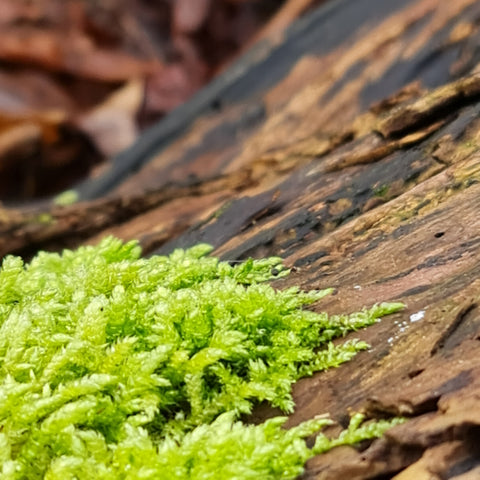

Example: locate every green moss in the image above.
[373,183,389,197]
[0,237,404,479]
[35,213,54,225]
[213,200,233,219]
[53,190,78,207]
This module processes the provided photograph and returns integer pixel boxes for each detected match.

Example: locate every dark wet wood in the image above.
[2,0,480,477]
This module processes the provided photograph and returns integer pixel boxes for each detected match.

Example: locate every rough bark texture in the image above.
[2,0,480,478]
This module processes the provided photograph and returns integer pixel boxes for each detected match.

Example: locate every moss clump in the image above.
[373,183,389,197]
[0,237,403,479]
[53,189,78,207]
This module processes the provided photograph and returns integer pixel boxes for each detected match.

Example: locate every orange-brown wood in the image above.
[1,0,480,477]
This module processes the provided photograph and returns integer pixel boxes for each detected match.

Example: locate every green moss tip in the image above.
[53,190,78,207]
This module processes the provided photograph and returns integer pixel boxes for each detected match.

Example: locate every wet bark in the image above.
[2,0,480,477]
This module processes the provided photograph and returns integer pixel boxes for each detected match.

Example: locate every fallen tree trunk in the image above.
[2,0,480,478]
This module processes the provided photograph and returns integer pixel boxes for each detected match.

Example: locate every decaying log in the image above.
[2,0,480,478]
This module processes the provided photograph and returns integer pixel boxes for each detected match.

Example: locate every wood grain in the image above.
[2,0,480,477]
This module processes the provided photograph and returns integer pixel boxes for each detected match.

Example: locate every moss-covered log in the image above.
[2,0,480,477]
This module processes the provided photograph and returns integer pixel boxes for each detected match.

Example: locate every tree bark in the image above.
[2,0,480,477]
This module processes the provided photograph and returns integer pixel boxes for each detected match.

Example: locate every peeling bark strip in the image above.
[2,0,480,478]
[375,74,480,138]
